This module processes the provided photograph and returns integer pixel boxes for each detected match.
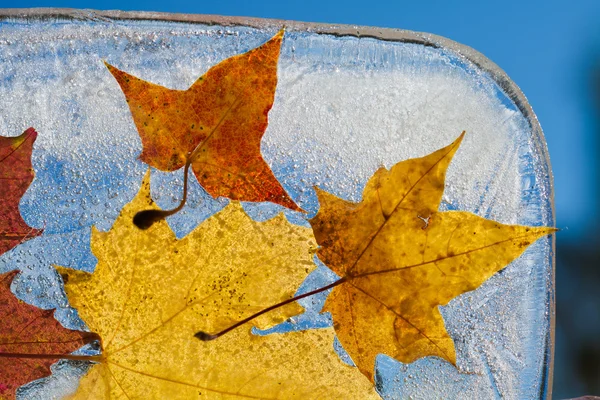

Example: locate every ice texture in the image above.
[0,17,554,399]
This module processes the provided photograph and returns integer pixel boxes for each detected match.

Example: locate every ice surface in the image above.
[0,16,554,399]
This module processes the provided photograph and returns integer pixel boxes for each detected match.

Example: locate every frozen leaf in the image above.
[309,132,557,381]
[0,270,99,400]
[0,128,42,256]
[59,171,377,399]
[105,30,301,212]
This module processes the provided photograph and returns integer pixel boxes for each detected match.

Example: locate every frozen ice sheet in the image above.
[0,12,554,400]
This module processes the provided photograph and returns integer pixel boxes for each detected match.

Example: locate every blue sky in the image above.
[5,0,600,241]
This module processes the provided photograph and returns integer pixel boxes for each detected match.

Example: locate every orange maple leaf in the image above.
[0,128,42,256]
[105,30,301,211]
[309,132,557,381]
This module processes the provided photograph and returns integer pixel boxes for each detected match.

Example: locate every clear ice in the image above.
[0,16,554,399]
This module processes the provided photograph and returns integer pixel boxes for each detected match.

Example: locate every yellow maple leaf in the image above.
[309,132,557,381]
[58,171,378,399]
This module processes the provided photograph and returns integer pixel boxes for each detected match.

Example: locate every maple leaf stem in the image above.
[133,160,191,229]
[195,277,347,341]
[0,352,103,363]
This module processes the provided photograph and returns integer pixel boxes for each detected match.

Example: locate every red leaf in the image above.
[0,128,43,256]
[0,271,99,399]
